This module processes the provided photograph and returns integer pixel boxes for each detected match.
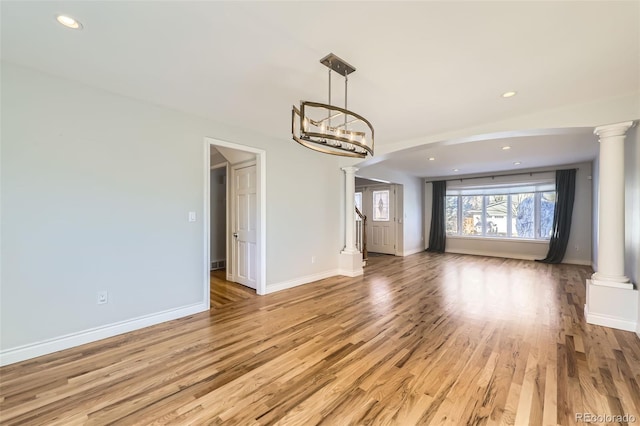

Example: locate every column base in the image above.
[591,272,633,289]
[585,279,638,332]
[339,251,363,277]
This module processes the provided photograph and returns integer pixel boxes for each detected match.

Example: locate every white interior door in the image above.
[232,163,257,289]
[367,186,396,255]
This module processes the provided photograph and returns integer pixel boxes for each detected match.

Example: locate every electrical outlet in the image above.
[311,256,316,264]
[97,291,108,305]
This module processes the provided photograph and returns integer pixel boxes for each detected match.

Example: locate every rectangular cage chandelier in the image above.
[292,53,374,159]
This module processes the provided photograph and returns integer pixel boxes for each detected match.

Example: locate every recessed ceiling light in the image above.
[514,161,521,165]
[502,146,511,150]
[56,15,83,30]
[453,168,459,172]
[428,157,435,161]
[502,91,517,98]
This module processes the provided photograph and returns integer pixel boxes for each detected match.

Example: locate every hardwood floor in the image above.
[209,269,255,309]
[1,253,639,425]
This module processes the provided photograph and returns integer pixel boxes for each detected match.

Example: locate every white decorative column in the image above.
[339,166,363,276]
[592,122,634,288]
[586,121,638,331]
[342,166,358,254]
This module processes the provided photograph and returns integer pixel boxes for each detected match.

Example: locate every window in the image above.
[511,193,534,238]
[372,190,389,221]
[462,195,483,235]
[355,192,363,221]
[486,195,508,237]
[445,196,458,234]
[445,185,556,240]
[540,192,556,238]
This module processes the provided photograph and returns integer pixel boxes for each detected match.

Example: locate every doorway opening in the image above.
[209,161,227,273]
[355,177,404,256]
[204,137,266,306]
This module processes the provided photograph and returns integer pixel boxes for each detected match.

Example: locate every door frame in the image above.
[204,137,266,299]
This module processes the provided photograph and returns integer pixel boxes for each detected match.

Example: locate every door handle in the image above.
[233,232,238,238]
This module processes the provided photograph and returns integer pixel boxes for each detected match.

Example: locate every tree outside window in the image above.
[486,195,508,236]
[540,192,556,238]
[462,196,483,235]
[445,196,458,234]
[512,193,534,238]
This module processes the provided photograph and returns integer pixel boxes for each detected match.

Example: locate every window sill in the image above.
[446,235,550,244]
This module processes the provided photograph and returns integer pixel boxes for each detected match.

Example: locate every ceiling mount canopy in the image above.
[292,53,374,159]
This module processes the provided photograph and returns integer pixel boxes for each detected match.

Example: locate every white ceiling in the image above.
[2,1,638,178]
[375,128,599,178]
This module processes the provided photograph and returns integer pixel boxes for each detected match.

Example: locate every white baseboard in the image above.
[266,269,342,294]
[446,248,540,261]
[584,304,638,332]
[446,248,591,265]
[0,302,208,367]
[562,258,593,266]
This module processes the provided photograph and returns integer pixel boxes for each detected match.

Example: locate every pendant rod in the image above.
[328,63,332,128]
[328,65,332,106]
[344,72,348,129]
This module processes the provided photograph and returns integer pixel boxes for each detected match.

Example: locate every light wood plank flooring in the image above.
[1,253,639,425]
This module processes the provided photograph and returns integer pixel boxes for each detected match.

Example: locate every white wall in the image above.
[623,126,640,334]
[592,155,599,271]
[210,167,226,265]
[624,125,640,286]
[354,163,424,256]
[566,163,593,265]
[0,63,343,359]
[423,162,593,264]
[446,237,549,260]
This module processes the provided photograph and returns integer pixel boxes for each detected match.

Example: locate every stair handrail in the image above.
[355,206,368,262]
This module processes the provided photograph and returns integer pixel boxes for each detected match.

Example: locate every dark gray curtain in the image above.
[538,169,576,264]
[426,180,446,253]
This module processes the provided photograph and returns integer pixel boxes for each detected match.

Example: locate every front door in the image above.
[368,186,396,255]
[232,163,257,289]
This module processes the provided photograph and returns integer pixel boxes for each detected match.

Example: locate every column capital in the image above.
[594,121,635,140]
[341,166,359,175]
